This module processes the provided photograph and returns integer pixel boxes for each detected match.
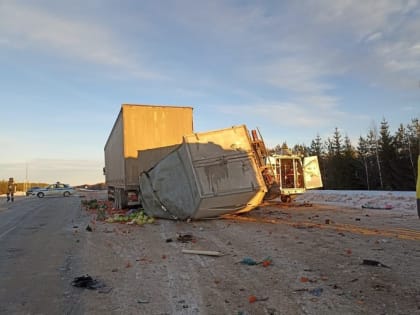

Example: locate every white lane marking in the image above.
[0,226,17,240]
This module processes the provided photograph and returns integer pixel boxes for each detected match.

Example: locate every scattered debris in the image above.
[166,238,173,243]
[181,249,223,256]
[361,204,393,210]
[86,225,93,232]
[325,219,331,224]
[362,259,390,268]
[177,233,194,243]
[261,257,272,267]
[240,257,258,265]
[308,287,323,297]
[137,299,150,304]
[248,295,269,303]
[71,275,105,290]
[105,211,155,225]
[239,257,272,266]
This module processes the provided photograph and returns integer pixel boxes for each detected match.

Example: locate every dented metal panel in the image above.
[139,125,267,220]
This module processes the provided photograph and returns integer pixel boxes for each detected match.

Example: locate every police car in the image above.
[32,182,75,198]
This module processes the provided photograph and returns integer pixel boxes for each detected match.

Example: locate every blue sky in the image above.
[0,0,419,185]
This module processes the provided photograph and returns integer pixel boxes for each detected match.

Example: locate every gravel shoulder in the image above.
[77,194,420,315]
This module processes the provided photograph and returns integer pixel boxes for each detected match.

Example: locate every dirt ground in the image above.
[76,192,420,315]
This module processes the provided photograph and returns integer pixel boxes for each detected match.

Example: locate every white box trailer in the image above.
[104,104,193,209]
[139,125,268,220]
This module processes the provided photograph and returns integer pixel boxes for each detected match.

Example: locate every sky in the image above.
[0,0,419,185]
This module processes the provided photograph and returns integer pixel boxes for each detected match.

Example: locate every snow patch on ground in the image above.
[295,190,417,215]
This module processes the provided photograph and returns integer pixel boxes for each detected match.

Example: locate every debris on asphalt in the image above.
[182,249,223,256]
[239,256,272,266]
[86,225,93,232]
[308,287,323,297]
[248,295,269,303]
[71,275,105,290]
[361,203,393,210]
[177,233,194,243]
[240,257,258,265]
[362,259,390,268]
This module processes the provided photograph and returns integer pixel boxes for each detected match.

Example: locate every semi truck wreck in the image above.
[138,125,272,220]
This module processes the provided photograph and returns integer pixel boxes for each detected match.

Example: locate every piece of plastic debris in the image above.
[362,259,390,268]
[300,277,309,283]
[240,257,258,265]
[248,295,257,303]
[261,257,273,267]
[137,299,150,304]
[248,295,269,303]
[309,287,323,296]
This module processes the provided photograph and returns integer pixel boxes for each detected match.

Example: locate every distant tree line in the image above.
[271,118,419,191]
[75,183,107,190]
[0,181,48,195]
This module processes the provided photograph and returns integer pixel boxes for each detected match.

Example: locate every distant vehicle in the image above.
[26,186,41,196]
[32,182,75,198]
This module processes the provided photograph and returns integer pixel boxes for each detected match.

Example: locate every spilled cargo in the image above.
[139,125,268,220]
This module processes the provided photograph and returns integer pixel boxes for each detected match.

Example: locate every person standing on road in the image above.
[6,177,17,202]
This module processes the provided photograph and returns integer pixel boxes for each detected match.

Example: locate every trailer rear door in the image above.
[303,156,323,189]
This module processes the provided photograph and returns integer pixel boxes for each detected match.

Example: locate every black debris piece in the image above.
[362,259,390,268]
[71,275,105,290]
[177,233,194,243]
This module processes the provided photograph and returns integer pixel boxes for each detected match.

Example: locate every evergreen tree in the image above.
[357,136,370,190]
[342,135,362,189]
[367,126,383,189]
[309,134,323,157]
[378,118,396,189]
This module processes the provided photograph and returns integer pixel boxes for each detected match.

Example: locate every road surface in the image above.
[0,195,87,314]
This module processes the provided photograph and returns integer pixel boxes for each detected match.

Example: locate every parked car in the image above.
[33,182,75,198]
[26,186,41,196]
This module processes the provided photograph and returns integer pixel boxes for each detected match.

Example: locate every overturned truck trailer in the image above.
[139,125,268,220]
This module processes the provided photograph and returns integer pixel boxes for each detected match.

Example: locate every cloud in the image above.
[0,1,165,79]
[215,100,347,129]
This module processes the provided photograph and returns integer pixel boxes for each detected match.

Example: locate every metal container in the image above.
[139,125,267,220]
[104,104,193,208]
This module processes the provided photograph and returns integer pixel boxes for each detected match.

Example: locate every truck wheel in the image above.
[63,191,70,197]
[281,195,291,203]
[37,192,45,198]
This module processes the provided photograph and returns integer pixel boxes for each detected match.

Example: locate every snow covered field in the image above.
[296,190,417,216]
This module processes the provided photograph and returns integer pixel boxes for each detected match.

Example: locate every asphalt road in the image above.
[0,195,86,314]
